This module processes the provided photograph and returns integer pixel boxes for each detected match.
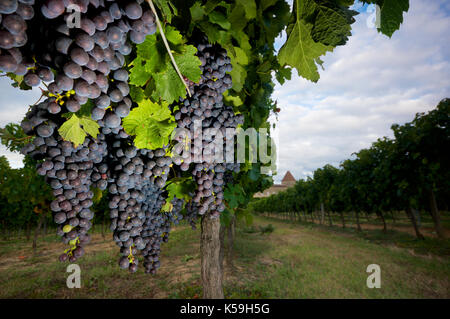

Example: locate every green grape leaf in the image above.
[190,2,205,21]
[223,91,244,107]
[379,0,409,37]
[209,11,231,30]
[240,0,257,19]
[58,114,99,147]
[275,66,292,85]
[224,183,246,209]
[153,68,185,104]
[129,85,145,103]
[165,25,184,45]
[162,177,194,212]
[152,45,202,103]
[360,0,409,37]
[175,45,202,82]
[129,58,150,87]
[278,0,333,82]
[153,0,177,23]
[310,2,357,46]
[79,117,100,138]
[130,28,201,104]
[122,99,176,150]
[229,63,246,91]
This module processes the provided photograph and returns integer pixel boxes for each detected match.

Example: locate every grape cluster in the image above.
[1,0,156,119]
[105,131,180,272]
[7,1,243,273]
[20,98,108,262]
[0,0,34,74]
[9,0,179,269]
[174,43,242,220]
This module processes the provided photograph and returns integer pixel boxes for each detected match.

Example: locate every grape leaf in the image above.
[129,27,201,104]
[209,11,231,30]
[275,66,292,85]
[153,0,177,23]
[224,184,246,209]
[129,85,145,103]
[152,45,201,103]
[162,177,194,212]
[165,25,184,45]
[310,2,357,46]
[153,67,185,103]
[129,58,149,87]
[379,0,409,37]
[174,45,202,82]
[79,117,100,138]
[190,2,205,21]
[58,114,99,147]
[361,0,409,37]
[240,0,256,19]
[122,99,176,150]
[278,0,333,82]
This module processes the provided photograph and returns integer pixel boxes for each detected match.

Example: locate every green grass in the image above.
[0,216,448,298]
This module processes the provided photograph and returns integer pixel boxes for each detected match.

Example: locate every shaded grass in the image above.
[0,217,448,299]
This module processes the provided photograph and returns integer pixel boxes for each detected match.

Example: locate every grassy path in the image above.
[0,216,448,298]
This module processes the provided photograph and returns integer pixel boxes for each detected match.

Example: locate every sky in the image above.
[270,0,450,183]
[0,0,449,184]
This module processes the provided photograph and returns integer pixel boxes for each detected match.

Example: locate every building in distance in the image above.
[254,171,296,198]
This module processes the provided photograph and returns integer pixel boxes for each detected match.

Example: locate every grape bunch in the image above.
[9,0,164,266]
[6,1,242,274]
[139,195,184,274]
[1,0,156,117]
[173,43,242,220]
[106,130,178,273]
[20,98,108,262]
[0,0,34,74]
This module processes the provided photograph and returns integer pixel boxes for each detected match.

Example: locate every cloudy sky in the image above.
[0,0,449,185]
[270,0,450,182]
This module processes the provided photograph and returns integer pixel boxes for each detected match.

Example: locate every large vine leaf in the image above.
[129,26,201,104]
[310,2,357,46]
[362,0,409,37]
[279,15,332,81]
[378,0,409,37]
[279,0,361,82]
[122,99,176,150]
[58,114,99,147]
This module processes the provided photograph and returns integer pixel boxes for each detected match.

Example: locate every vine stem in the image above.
[146,0,192,97]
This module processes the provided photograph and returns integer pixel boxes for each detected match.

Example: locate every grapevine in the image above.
[0,0,411,283]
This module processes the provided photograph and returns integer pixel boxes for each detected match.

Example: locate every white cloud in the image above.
[272,0,450,183]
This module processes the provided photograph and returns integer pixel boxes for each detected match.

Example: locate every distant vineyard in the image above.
[250,99,450,240]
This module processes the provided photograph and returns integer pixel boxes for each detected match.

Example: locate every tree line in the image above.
[250,99,449,239]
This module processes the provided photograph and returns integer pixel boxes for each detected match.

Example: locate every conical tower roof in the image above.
[281,171,296,184]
